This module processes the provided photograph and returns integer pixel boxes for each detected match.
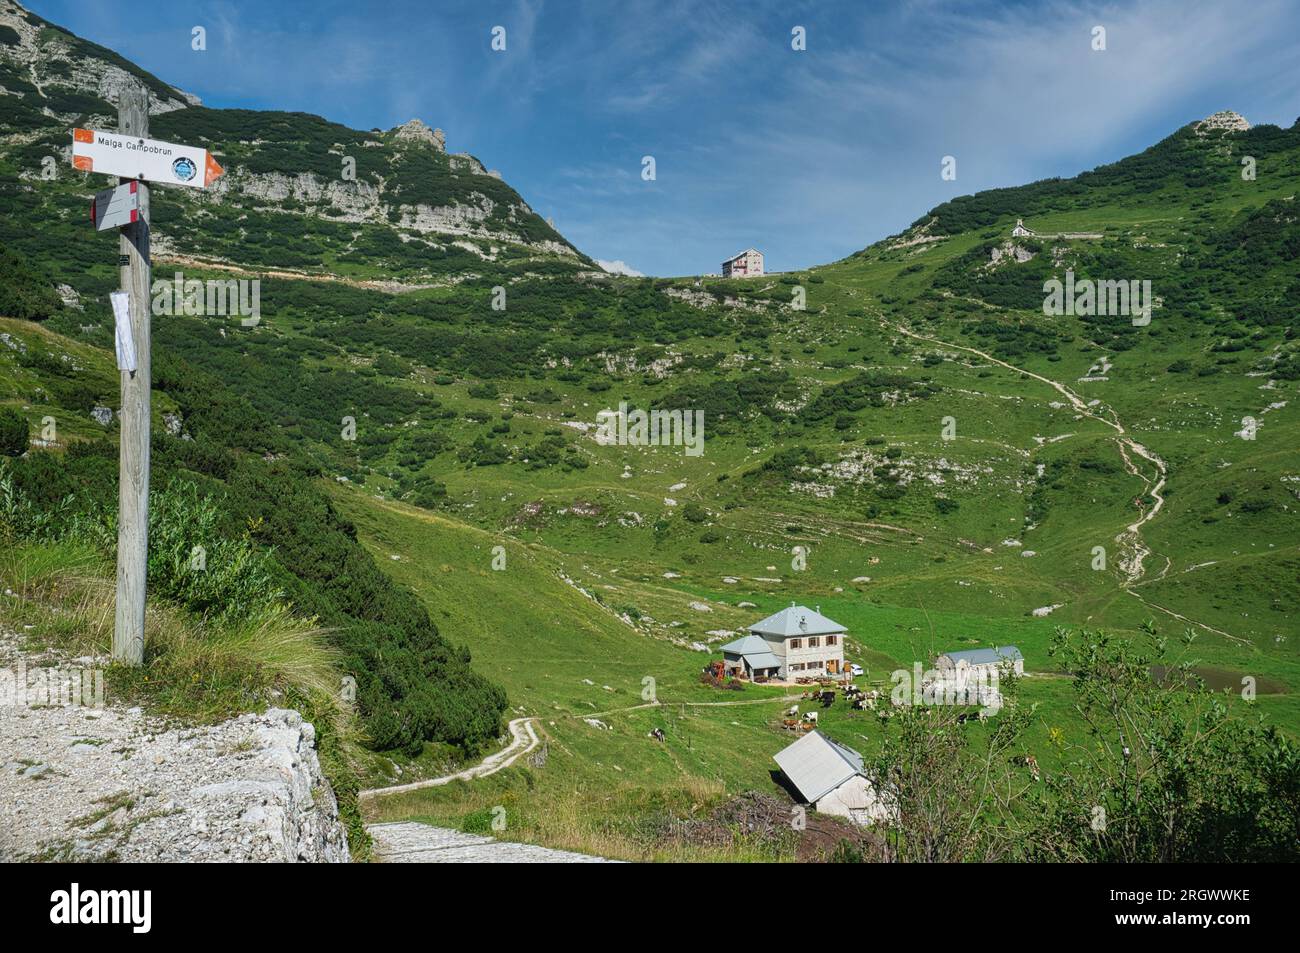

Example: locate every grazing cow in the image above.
[803,710,819,724]
[786,705,799,717]
[1014,754,1041,781]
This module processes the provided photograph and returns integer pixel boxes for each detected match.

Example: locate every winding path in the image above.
[359,717,540,801]
[882,319,1240,642]
[361,690,816,802]
[885,321,1165,577]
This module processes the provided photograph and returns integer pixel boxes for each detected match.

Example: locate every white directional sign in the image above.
[110,291,137,372]
[91,181,140,230]
[72,127,224,189]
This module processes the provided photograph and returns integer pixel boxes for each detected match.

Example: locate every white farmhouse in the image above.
[717,604,846,680]
[773,730,891,826]
[721,247,763,278]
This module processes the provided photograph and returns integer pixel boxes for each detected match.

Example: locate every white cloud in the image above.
[595,259,645,277]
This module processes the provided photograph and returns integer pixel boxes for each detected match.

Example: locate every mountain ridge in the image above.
[0,0,584,286]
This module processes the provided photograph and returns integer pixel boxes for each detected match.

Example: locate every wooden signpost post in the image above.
[112,86,151,666]
[71,83,225,665]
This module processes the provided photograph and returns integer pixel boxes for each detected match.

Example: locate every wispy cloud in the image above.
[595,258,645,276]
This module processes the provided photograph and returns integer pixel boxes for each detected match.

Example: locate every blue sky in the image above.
[33,0,1300,276]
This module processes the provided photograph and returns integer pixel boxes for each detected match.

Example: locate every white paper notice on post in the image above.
[111,291,136,372]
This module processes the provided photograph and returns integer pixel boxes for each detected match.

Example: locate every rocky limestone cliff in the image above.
[213,168,383,224]
[1,631,349,862]
[206,164,570,250]
[0,0,196,114]
[392,118,446,152]
[1194,110,1251,136]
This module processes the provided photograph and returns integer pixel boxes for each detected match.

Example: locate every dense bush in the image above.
[0,407,27,456]
[803,371,936,422]
[0,241,62,321]
[1026,627,1300,861]
[681,502,709,523]
[223,460,507,754]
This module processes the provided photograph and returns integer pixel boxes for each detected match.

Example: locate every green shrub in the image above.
[461,807,501,834]
[2,413,507,758]
[682,502,708,523]
[146,481,281,621]
[0,407,28,456]
[0,242,62,321]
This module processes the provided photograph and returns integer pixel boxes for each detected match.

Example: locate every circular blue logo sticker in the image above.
[171,156,197,181]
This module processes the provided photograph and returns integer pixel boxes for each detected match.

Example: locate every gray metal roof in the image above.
[773,731,865,804]
[937,645,1023,665]
[718,634,773,656]
[749,604,846,638]
[743,651,782,671]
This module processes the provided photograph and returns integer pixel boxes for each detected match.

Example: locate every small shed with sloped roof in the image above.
[773,731,891,826]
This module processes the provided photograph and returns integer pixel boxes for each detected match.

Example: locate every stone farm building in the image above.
[934,645,1024,678]
[773,730,891,826]
[718,604,845,680]
[721,247,763,278]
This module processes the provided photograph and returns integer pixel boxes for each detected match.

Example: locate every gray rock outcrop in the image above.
[1,629,349,862]
[392,118,446,152]
[1194,111,1250,136]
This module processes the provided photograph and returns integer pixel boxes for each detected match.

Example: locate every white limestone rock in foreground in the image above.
[0,685,349,863]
